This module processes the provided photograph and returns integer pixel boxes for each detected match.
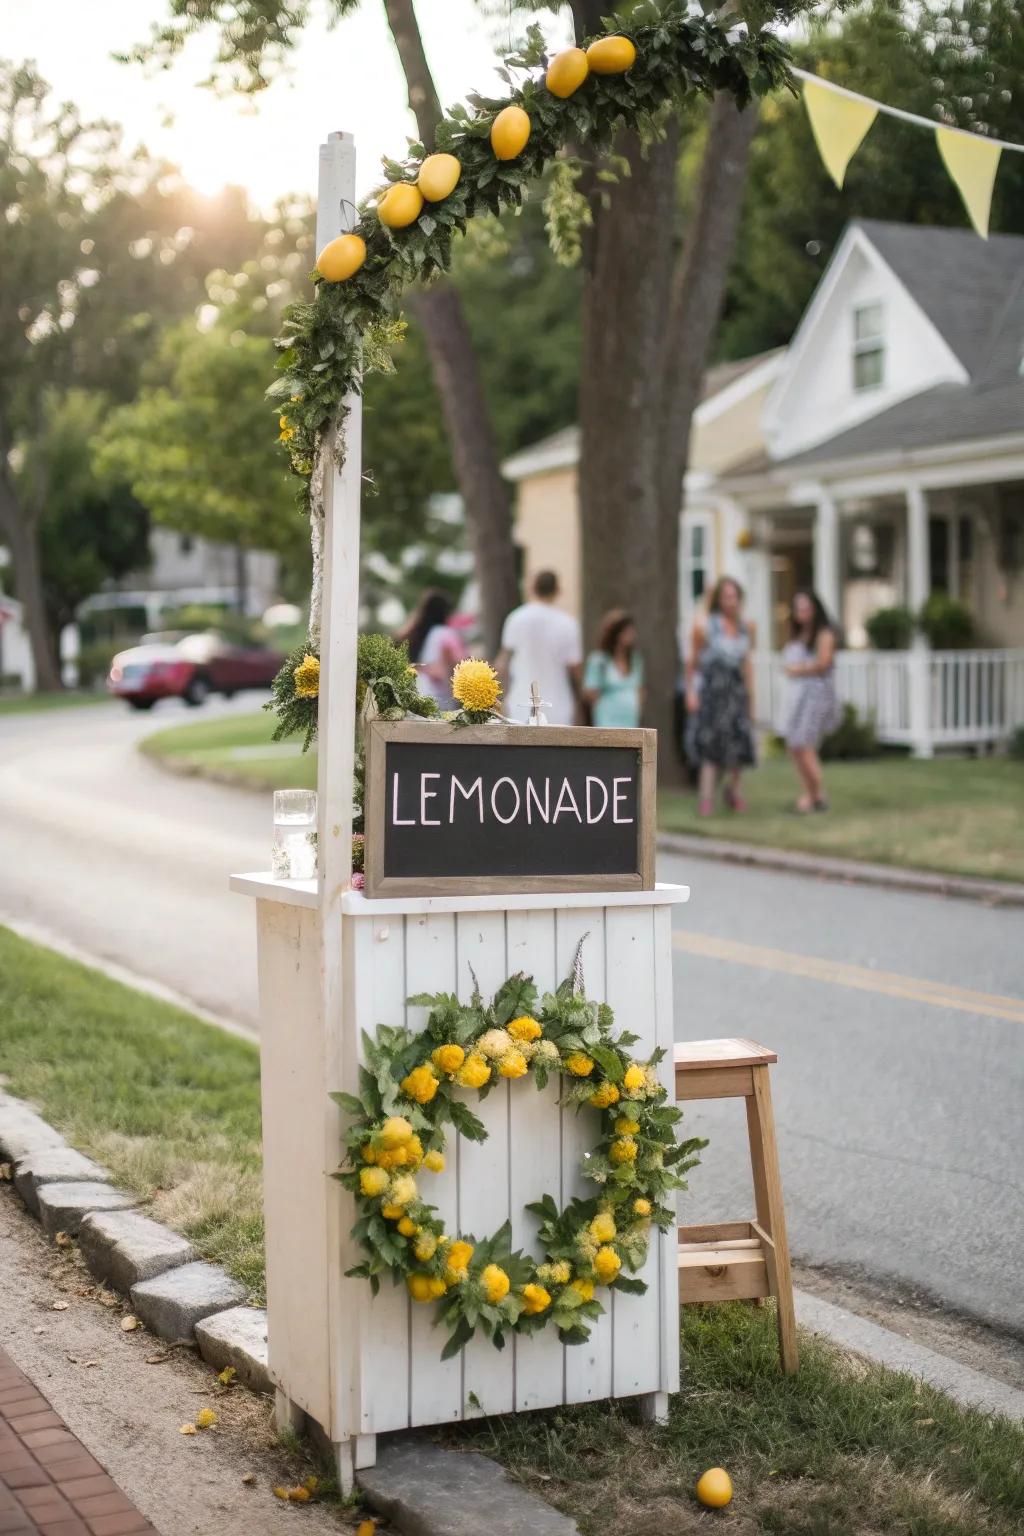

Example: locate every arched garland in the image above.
[333,959,706,1359]
[267,0,793,698]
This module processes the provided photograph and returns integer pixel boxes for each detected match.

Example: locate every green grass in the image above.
[0,926,265,1297]
[140,708,316,790]
[0,690,111,716]
[462,1303,1024,1536]
[661,754,1024,884]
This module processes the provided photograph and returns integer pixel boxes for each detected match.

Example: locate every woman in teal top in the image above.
[582,609,645,728]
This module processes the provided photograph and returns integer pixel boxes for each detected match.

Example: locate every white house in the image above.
[504,219,1024,753]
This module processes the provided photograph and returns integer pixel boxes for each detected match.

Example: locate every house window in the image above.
[683,515,711,606]
[852,302,885,391]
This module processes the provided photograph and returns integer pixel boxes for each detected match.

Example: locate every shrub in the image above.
[1008,727,1024,762]
[821,703,879,760]
[917,594,975,650]
[865,606,914,650]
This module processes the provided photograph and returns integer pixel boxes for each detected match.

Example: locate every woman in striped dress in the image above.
[783,590,842,813]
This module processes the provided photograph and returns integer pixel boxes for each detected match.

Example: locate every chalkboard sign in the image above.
[363,721,656,898]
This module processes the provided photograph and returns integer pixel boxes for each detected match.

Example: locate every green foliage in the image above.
[1009,726,1024,761]
[264,631,439,754]
[917,593,975,650]
[865,606,914,650]
[820,702,879,760]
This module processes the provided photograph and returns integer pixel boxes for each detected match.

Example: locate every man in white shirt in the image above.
[496,570,582,725]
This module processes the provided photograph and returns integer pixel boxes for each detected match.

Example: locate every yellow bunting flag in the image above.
[803,77,878,189]
[936,127,1002,240]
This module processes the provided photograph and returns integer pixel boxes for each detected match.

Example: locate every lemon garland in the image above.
[333,963,705,1359]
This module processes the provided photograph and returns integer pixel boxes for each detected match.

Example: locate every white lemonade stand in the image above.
[232,133,689,1487]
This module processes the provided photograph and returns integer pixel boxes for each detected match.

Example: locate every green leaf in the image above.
[441,1316,474,1360]
[449,1100,487,1142]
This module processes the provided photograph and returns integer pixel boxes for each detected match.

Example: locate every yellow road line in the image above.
[673,930,1024,1025]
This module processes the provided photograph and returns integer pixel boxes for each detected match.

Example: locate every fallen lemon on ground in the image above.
[377,183,424,228]
[586,35,637,74]
[490,104,531,160]
[418,152,461,202]
[315,233,366,282]
[546,47,589,98]
[696,1467,733,1508]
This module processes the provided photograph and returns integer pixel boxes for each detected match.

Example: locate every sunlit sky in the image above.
[4,0,573,208]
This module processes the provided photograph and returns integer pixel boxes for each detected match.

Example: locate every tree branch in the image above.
[382,0,443,149]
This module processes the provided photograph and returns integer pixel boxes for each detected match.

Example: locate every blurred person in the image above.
[685,576,756,816]
[496,570,582,725]
[582,609,645,728]
[397,588,464,711]
[783,589,841,813]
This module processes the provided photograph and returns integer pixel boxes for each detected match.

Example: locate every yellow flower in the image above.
[444,1239,474,1284]
[594,1246,621,1284]
[499,1049,529,1079]
[614,1116,640,1136]
[380,1116,414,1149]
[538,1260,571,1285]
[359,1166,389,1198]
[413,1233,438,1262]
[565,1052,595,1077]
[195,1407,218,1429]
[571,1278,595,1302]
[388,1174,417,1208]
[451,657,502,712]
[406,1134,424,1169]
[590,1212,616,1244]
[508,1015,541,1043]
[589,1082,620,1109]
[407,1273,445,1303]
[431,1043,465,1076]
[292,653,320,699]
[423,1149,445,1173]
[397,1216,418,1237]
[477,1028,514,1060]
[521,1283,551,1315]
[381,1203,405,1220]
[623,1064,646,1093]
[401,1064,439,1104]
[632,1197,652,1217]
[534,1039,560,1065]
[609,1136,638,1164]
[278,415,295,443]
[361,1143,377,1164]
[481,1263,510,1304]
[455,1052,491,1089]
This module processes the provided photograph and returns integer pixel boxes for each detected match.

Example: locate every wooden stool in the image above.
[674,1037,798,1374]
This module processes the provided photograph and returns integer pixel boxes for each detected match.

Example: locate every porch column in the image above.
[905,481,929,613]
[812,487,841,625]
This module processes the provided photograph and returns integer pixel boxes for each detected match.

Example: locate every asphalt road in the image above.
[1,699,1022,1332]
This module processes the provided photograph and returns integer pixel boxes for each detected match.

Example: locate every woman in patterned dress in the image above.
[783,589,842,813]
[685,577,756,817]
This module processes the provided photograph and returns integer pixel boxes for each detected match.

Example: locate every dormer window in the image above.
[852,302,885,391]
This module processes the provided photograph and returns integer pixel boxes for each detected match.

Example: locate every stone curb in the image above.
[0,1091,271,1395]
[657,830,1024,908]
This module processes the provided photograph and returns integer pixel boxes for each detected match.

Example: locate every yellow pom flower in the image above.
[508,1015,541,1043]
[481,1263,510,1304]
[451,658,502,712]
[195,1407,218,1429]
[455,1052,491,1089]
[534,1039,560,1065]
[423,1149,446,1173]
[632,1197,652,1217]
[477,1028,514,1060]
[292,654,320,699]
[521,1283,552,1315]
[589,1082,620,1109]
[594,1245,622,1284]
[407,1272,445,1303]
[388,1174,418,1208]
[623,1064,646,1093]
[400,1064,439,1104]
[590,1212,616,1244]
[565,1052,595,1077]
[614,1116,640,1136]
[406,1133,424,1169]
[381,1203,405,1220]
[609,1136,638,1164]
[444,1239,474,1284]
[359,1166,389,1198]
[538,1260,571,1285]
[361,1143,377,1164]
[414,1233,438,1262]
[397,1216,418,1237]
[499,1049,529,1079]
[380,1116,414,1149]
[571,1278,595,1302]
[431,1044,465,1076]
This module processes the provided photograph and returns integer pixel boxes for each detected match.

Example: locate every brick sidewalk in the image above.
[0,1349,157,1536]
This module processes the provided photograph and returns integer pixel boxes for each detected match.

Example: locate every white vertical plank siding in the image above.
[555,908,613,1404]
[455,912,515,1418]
[652,904,681,1397]
[604,906,661,1398]
[507,909,563,1411]
[405,914,463,1423]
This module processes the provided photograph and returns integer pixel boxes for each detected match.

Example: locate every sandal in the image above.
[813,798,829,813]
[724,787,747,813]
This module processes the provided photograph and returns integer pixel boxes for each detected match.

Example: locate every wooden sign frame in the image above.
[363,719,656,899]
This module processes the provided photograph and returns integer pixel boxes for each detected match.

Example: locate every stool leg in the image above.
[746,1065,798,1374]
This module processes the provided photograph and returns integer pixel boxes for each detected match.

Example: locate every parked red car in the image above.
[107,631,284,710]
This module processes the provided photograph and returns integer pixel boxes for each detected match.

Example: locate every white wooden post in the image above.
[812,486,841,628]
[905,481,933,757]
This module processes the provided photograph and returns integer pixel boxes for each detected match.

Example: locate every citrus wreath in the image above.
[333,949,706,1359]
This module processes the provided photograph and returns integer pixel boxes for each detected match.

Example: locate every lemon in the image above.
[315,233,366,282]
[546,48,589,99]
[418,152,461,202]
[490,104,531,161]
[586,36,637,74]
[377,182,424,229]
[695,1468,733,1508]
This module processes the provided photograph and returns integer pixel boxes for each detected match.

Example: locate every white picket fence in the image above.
[753,648,1024,757]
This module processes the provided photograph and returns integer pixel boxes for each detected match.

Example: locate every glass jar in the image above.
[272,789,318,881]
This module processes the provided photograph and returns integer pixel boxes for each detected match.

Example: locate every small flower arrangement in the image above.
[450,657,503,727]
[333,958,705,1359]
[265,632,439,750]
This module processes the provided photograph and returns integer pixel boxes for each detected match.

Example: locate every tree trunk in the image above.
[0,480,62,691]
[383,0,518,654]
[235,545,248,614]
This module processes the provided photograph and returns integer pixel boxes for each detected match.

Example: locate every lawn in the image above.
[2,924,1022,1533]
[0,690,111,716]
[143,711,1024,882]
